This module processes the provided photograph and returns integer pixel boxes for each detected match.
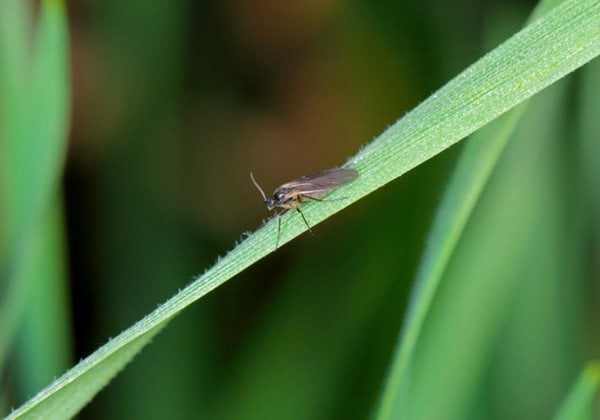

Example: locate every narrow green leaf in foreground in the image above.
[9,0,600,417]
[374,0,563,418]
[554,361,600,420]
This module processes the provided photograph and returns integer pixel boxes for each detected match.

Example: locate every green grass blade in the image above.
[579,56,600,234]
[401,75,570,419]
[554,362,600,420]
[374,0,564,417]
[0,0,30,371]
[0,0,70,371]
[0,0,28,261]
[0,0,69,255]
[14,197,72,400]
[12,321,170,420]
[8,0,600,417]
[0,0,29,176]
[486,79,584,419]
[375,108,525,420]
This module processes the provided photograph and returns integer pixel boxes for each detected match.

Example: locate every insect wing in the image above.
[280,167,358,199]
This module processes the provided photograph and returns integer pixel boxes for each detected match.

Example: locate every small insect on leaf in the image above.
[250,167,359,249]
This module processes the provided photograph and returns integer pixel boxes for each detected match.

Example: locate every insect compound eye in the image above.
[274,192,285,202]
[265,198,276,210]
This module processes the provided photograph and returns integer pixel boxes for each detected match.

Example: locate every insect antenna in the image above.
[250,172,267,201]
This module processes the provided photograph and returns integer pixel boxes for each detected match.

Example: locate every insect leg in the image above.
[275,209,289,250]
[276,215,281,249]
[296,207,313,235]
[303,195,322,202]
[300,195,348,203]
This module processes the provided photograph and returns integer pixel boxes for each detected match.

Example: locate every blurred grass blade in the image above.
[14,197,72,400]
[8,0,600,417]
[374,0,563,417]
[375,110,523,420]
[0,0,70,372]
[401,71,571,419]
[0,0,30,366]
[554,362,600,420]
[578,55,600,236]
[0,0,28,257]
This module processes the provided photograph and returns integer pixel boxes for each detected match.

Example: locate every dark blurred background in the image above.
[21,0,575,418]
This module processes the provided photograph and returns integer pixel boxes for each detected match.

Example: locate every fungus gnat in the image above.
[250,167,358,249]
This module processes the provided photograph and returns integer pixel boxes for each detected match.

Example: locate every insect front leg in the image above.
[295,207,313,235]
[275,209,289,250]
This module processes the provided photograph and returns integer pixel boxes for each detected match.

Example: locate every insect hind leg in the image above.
[301,195,348,203]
